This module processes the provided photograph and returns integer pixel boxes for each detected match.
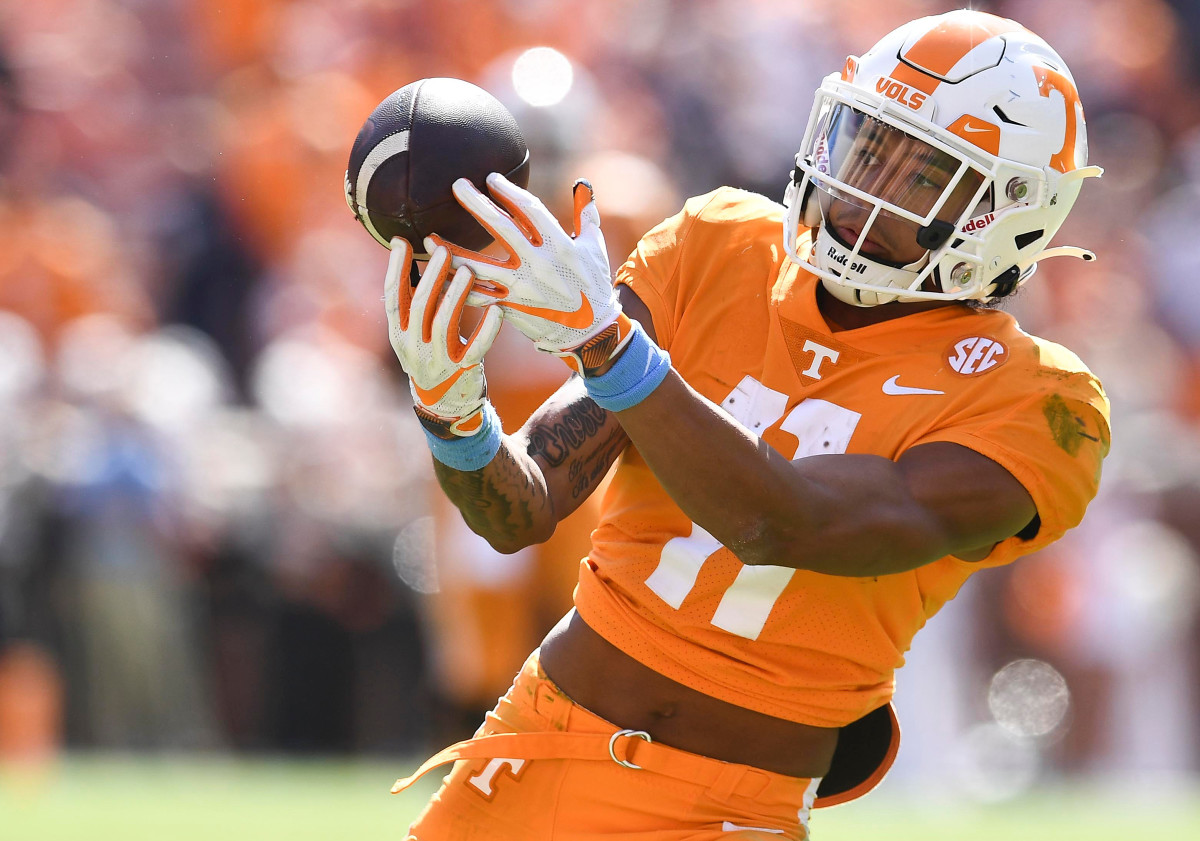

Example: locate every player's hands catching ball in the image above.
[431,173,633,376]
[385,238,502,438]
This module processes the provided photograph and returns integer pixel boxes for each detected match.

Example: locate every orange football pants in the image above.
[394,651,821,840]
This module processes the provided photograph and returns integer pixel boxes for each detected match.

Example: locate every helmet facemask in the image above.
[782,12,1104,308]
[786,87,1001,306]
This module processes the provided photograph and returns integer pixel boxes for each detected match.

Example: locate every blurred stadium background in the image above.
[1,0,1200,838]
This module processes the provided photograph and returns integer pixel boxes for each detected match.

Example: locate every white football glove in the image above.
[430,173,633,377]
[384,238,503,438]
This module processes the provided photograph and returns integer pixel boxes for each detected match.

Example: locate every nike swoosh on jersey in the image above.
[413,366,469,405]
[882,375,945,396]
[502,293,594,329]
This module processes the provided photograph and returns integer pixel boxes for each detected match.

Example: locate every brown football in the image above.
[345,77,530,256]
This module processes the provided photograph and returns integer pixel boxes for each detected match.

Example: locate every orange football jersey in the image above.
[573,188,1111,728]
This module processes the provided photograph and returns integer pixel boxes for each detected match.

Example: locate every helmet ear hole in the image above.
[1014,229,1045,250]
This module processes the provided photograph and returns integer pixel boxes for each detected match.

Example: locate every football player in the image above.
[385,10,1110,840]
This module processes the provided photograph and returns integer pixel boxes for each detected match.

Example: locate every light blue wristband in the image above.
[583,322,671,412]
[422,401,503,471]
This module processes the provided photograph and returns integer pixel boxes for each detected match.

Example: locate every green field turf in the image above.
[1,756,1198,840]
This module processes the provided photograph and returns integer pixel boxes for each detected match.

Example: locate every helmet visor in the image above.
[812,104,984,223]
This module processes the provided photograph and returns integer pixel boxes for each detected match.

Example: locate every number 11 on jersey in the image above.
[643,376,861,640]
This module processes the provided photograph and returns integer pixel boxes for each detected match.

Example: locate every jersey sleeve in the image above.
[614,192,714,351]
[615,188,781,352]
[913,364,1111,568]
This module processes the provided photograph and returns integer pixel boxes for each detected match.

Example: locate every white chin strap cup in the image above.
[1022,245,1098,274]
[1041,245,1097,262]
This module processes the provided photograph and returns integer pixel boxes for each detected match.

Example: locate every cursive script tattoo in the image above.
[526,399,610,467]
[569,425,628,499]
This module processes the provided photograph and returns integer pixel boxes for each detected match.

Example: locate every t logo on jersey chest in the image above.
[800,340,839,380]
[777,316,874,383]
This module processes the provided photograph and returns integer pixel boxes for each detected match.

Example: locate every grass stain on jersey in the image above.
[1042,393,1098,456]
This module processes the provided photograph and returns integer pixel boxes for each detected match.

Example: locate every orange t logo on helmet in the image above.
[1034,65,1084,173]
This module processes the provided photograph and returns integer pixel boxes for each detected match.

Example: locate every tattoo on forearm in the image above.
[431,396,625,545]
[433,448,540,542]
[569,426,628,499]
[526,399,609,467]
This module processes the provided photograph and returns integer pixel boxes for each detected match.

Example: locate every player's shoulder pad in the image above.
[671,187,784,257]
[683,186,784,226]
[980,320,1098,379]
[1027,335,1094,377]
[954,321,1110,424]
[1008,335,1111,439]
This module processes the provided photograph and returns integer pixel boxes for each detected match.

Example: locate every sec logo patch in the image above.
[947,336,1007,376]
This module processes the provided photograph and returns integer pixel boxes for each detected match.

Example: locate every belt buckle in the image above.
[608,728,652,769]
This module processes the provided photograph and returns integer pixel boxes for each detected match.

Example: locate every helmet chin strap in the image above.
[787,167,931,308]
[1022,244,1098,268]
[820,274,896,307]
[811,224,928,307]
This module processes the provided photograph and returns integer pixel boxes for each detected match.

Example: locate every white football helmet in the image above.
[782,9,1103,306]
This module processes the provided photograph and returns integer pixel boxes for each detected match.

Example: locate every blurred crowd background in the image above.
[1,0,1199,804]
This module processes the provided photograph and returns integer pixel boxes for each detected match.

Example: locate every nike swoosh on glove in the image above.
[384,237,502,438]
[428,173,634,377]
